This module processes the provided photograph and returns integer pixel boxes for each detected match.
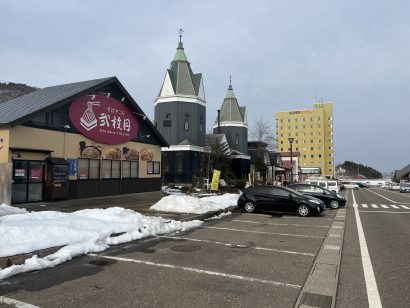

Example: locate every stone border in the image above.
[294,207,347,308]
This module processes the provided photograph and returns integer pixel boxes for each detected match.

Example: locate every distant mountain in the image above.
[0,82,38,103]
[335,161,383,179]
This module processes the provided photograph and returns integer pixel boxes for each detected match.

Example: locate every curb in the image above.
[294,207,347,308]
[0,246,63,269]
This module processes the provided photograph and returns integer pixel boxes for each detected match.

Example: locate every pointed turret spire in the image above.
[225,75,236,99]
[173,28,188,62]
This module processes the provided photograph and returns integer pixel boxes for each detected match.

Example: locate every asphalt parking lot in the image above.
[1,210,337,308]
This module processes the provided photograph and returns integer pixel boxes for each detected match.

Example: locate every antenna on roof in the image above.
[179,28,184,42]
[229,75,232,86]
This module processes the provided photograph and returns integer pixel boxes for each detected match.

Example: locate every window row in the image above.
[77,159,161,179]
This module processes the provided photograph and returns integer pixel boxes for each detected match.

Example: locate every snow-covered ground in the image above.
[151,193,239,214]
[0,193,238,280]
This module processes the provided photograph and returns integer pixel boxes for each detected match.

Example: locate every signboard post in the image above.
[211,170,221,192]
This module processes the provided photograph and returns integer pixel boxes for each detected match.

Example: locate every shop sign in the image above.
[67,159,77,176]
[30,168,43,180]
[15,168,25,177]
[211,170,221,191]
[69,95,139,145]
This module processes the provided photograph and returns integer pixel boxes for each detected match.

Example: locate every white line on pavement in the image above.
[362,204,368,208]
[381,204,389,209]
[390,204,399,209]
[352,191,382,308]
[203,226,323,239]
[400,205,410,209]
[359,211,410,214]
[371,204,378,208]
[231,219,329,228]
[365,188,397,203]
[159,235,315,256]
[0,296,40,308]
[241,213,333,220]
[88,254,301,289]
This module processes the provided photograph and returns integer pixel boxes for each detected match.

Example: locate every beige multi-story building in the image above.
[276,102,334,178]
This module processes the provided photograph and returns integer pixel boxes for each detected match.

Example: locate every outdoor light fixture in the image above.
[288,137,295,184]
[121,97,126,102]
[133,112,147,120]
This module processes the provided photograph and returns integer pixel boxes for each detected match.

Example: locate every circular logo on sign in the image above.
[69,95,139,145]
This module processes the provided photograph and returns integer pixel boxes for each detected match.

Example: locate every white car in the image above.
[327,181,340,193]
[341,182,359,190]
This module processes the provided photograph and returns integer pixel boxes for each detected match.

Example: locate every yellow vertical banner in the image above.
[211,170,221,191]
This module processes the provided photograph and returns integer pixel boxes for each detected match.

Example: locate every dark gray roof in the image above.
[394,164,410,180]
[167,42,202,96]
[214,83,246,125]
[0,76,169,147]
[0,77,113,125]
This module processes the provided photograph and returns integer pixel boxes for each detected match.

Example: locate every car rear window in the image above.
[318,182,327,187]
[328,181,337,186]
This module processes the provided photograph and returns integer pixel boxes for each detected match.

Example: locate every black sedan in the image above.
[288,184,346,209]
[237,185,325,217]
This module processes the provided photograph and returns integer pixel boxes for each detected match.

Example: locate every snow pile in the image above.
[151,193,239,214]
[205,211,232,220]
[0,207,201,280]
[0,203,28,216]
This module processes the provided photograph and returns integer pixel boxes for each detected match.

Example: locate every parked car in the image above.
[288,184,346,209]
[237,186,326,217]
[340,182,359,190]
[400,182,410,193]
[304,179,328,189]
[356,182,367,188]
[327,181,340,193]
[390,183,401,190]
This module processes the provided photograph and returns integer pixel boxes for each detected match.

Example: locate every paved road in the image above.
[0,210,336,308]
[337,188,410,308]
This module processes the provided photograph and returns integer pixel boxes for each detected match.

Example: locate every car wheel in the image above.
[330,200,339,209]
[244,201,256,213]
[297,204,311,217]
[354,187,359,190]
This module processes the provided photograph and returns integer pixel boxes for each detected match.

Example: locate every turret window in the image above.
[184,119,189,131]
[199,116,203,132]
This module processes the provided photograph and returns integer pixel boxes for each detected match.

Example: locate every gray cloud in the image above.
[1,0,409,172]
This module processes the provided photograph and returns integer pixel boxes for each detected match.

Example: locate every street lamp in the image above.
[288,137,294,184]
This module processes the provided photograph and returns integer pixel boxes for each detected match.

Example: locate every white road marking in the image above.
[203,226,324,239]
[381,204,389,209]
[365,188,397,203]
[0,296,40,308]
[400,205,410,209]
[371,204,378,208]
[241,213,333,220]
[232,219,329,228]
[359,211,410,214]
[351,191,382,308]
[88,254,301,289]
[353,204,358,208]
[362,204,368,208]
[159,235,315,256]
[390,204,399,209]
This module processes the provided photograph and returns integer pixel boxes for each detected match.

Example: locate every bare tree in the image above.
[250,117,276,150]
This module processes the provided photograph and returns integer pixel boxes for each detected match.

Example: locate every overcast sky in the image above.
[1,0,409,173]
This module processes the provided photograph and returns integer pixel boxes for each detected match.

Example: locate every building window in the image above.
[280,134,283,137]
[295,147,298,151]
[295,126,298,129]
[295,118,298,122]
[310,117,313,121]
[295,133,298,136]
[163,119,172,127]
[281,147,284,151]
[235,134,239,145]
[311,147,314,150]
[302,118,305,122]
[281,141,283,144]
[78,159,100,180]
[319,154,322,158]
[329,161,333,165]
[280,119,283,123]
[199,118,203,132]
[310,132,313,136]
[102,160,112,179]
[318,117,321,120]
[288,119,290,122]
[177,154,183,174]
[147,161,160,174]
[303,154,306,158]
[288,126,291,129]
[112,160,121,178]
[184,119,189,131]
[295,140,298,144]
[311,140,313,143]
[310,124,313,128]
[311,154,314,158]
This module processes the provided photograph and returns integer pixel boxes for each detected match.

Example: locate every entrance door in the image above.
[12,160,45,203]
